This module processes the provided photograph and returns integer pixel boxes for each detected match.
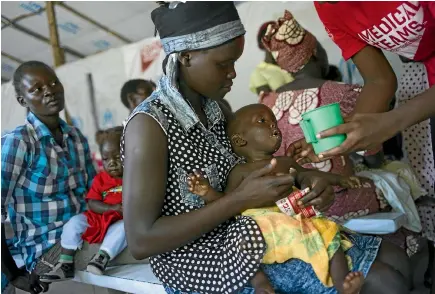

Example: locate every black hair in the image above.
[120,79,156,108]
[95,126,123,150]
[13,61,54,96]
[325,65,343,82]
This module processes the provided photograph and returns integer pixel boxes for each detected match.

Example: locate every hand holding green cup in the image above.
[299,103,346,155]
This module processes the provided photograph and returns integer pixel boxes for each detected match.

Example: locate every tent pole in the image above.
[46,1,64,66]
[46,1,72,125]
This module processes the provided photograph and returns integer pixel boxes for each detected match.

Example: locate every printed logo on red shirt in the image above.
[357,1,426,59]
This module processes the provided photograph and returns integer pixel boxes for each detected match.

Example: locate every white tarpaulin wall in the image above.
[1,1,403,155]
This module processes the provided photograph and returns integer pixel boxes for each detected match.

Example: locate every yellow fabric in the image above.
[249,62,294,94]
[242,206,353,287]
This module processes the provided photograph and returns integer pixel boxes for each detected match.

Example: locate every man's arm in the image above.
[1,135,26,280]
[1,224,21,281]
[76,129,97,190]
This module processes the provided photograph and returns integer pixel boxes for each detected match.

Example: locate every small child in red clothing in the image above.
[41,127,126,282]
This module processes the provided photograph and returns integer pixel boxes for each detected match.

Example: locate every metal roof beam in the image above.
[56,2,133,44]
[1,15,85,59]
[1,7,46,30]
[1,51,24,64]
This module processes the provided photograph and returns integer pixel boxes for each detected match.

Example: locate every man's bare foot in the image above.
[342,272,364,294]
[251,271,275,294]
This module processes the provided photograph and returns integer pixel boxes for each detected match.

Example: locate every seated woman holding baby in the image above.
[259,10,420,254]
[122,2,412,294]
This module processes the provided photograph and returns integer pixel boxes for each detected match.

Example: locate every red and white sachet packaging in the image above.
[276,187,321,218]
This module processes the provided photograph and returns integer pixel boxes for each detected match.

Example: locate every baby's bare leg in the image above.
[330,247,364,294]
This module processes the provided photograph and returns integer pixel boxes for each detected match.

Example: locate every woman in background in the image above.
[314,0,435,249]
[260,10,418,253]
[120,79,156,113]
[249,21,294,95]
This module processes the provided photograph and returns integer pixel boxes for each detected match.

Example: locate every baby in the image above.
[41,127,126,281]
[188,104,369,294]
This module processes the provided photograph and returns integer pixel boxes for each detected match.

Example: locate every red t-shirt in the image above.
[86,171,122,205]
[315,1,435,85]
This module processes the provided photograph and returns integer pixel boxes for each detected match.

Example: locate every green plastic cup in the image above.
[299,103,346,155]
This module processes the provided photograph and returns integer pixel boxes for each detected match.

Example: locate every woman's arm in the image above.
[351,46,397,113]
[123,115,295,260]
[392,86,435,131]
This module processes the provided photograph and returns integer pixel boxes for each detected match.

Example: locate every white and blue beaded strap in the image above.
[160,20,245,55]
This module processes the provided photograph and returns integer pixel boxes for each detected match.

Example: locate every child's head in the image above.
[95,126,124,178]
[121,79,156,112]
[13,61,65,117]
[227,104,282,160]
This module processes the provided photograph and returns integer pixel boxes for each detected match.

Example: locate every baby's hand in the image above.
[188,170,210,196]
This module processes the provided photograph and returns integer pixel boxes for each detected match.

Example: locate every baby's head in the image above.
[227,104,282,160]
[95,126,124,178]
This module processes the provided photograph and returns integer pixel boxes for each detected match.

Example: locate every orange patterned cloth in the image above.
[242,205,353,286]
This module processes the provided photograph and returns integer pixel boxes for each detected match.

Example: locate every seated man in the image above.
[1,61,96,294]
[120,79,156,113]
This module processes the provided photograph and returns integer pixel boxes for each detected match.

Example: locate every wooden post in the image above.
[46,1,72,125]
[46,2,64,66]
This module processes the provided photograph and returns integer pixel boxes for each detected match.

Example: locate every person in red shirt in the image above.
[313,0,435,241]
[40,126,126,282]
[312,2,435,160]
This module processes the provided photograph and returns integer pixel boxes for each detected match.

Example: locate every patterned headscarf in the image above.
[262,10,317,73]
[152,1,245,81]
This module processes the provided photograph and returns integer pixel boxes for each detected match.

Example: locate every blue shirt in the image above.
[1,112,96,270]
